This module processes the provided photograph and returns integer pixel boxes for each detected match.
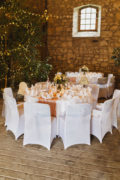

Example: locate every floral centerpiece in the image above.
[54,72,67,90]
[81,65,89,73]
[79,65,89,87]
[79,75,89,86]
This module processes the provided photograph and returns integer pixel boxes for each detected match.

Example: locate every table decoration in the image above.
[81,65,89,74]
[54,72,67,90]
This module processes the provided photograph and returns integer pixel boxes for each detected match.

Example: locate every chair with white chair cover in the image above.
[113,89,120,99]
[58,103,92,149]
[23,102,57,150]
[98,74,114,98]
[112,89,120,128]
[4,96,24,140]
[89,77,98,84]
[18,82,28,96]
[56,100,70,136]
[88,84,99,108]
[2,87,14,117]
[96,89,120,129]
[108,76,115,98]
[2,93,9,124]
[91,98,114,143]
[4,87,13,97]
[113,90,120,118]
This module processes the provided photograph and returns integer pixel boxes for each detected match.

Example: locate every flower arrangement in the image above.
[79,76,89,86]
[54,72,67,86]
[81,65,89,73]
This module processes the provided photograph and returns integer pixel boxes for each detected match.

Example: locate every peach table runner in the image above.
[38,98,57,117]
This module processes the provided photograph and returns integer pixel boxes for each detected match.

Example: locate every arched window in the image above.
[72,5,101,37]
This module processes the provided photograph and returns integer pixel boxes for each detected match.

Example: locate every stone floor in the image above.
[0,99,120,180]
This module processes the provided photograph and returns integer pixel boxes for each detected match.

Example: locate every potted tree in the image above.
[0,0,52,90]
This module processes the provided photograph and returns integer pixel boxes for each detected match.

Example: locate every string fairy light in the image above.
[0,1,51,84]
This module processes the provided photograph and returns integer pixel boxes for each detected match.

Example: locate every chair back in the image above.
[102,98,114,117]
[113,89,120,98]
[88,84,99,108]
[64,103,92,148]
[107,74,113,86]
[112,89,120,127]
[110,76,115,83]
[101,98,114,136]
[2,88,13,118]
[4,96,19,135]
[23,102,52,150]
[18,82,28,95]
[4,88,13,97]
[89,77,98,84]
[112,96,120,128]
[89,84,99,101]
[98,77,108,84]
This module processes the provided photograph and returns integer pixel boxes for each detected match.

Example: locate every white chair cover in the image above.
[96,89,120,128]
[91,98,114,143]
[108,76,115,97]
[58,103,92,149]
[4,96,24,139]
[98,74,114,98]
[56,100,70,136]
[4,88,13,97]
[112,97,120,128]
[113,89,120,99]
[2,93,9,123]
[2,88,13,118]
[88,84,99,108]
[112,90,120,128]
[89,77,98,84]
[23,102,57,150]
[18,82,28,95]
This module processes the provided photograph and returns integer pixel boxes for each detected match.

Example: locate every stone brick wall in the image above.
[47,0,120,87]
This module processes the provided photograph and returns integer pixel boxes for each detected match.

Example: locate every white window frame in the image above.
[72,4,101,37]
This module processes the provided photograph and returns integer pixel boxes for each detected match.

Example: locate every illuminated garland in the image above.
[0,6,48,56]
[0,1,49,83]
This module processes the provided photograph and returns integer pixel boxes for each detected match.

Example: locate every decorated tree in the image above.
[0,0,52,88]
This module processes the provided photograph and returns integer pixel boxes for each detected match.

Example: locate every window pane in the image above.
[81,8,86,13]
[79,6,98,31]
[86,19,91,24]
[91,19,96,24]
[81,13,86,19]
[91,13,96,19]
[86,8,91,13]
[86,24,91,29]
[91,24,96,29]
[80,24,86,30]
[81,19,85,24]
[91,8,96,13]
[86,13,91,19]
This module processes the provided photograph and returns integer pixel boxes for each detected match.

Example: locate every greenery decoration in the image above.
[54,72,68,86]
[0,0,52,88]
[111,48,120,66]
